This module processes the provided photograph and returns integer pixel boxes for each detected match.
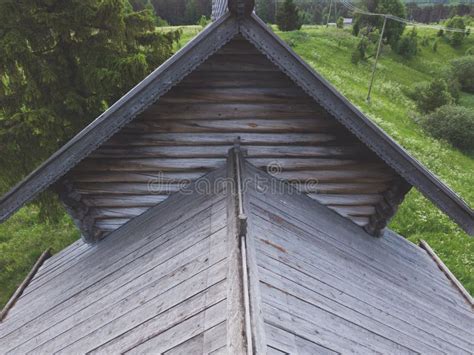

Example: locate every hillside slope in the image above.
[0,25,472,308]
[278,25,473,293]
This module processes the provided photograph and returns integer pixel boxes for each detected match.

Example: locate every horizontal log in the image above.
[90,145,367,159]
[78,158,226,172]
[78,158,361,172]
[123,118,337,134]
[142,103,328,120]
[215,41,261,54]
[297,181,391,194]
[106,133,339,147]
[345,216,370,227]
[328,205,376,217]
[274,168,395,183]
[83,195,169,208]
[74,182,185,195]
[72,171,205,183]
[159,87,311,104]
[90,207,149,220]
[197,54,278,72]
[95,219,130,231]
[179,71,293,89]
[307,194,383,206]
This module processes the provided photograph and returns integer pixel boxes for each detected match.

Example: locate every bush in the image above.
[396,27,418,59]
[450,56,474,93]
[466,47,474,56]
[276,0,303,32]
[336,17,344,29]
[407,79,454,113]
[420,105,474,151]
[197,15,211,27]
[445,16,466,47]
[351,37,369,64]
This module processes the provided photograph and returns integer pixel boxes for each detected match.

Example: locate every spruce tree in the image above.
[276,0,302,32]
[0,0,180,215]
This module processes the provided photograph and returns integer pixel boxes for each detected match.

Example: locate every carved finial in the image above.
[228,0,255,17]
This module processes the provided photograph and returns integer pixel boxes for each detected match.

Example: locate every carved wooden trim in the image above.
[54,179,103,243]
[365,178,412,237]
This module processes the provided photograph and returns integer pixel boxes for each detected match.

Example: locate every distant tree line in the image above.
[406,3,473,22]
[129,0,212,25]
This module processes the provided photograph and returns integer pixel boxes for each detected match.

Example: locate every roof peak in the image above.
[212,0,255,20]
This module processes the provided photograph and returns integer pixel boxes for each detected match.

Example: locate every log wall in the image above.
[67,36,400,239]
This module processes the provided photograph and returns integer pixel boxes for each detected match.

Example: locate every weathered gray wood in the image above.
[2,169,228,327]
[258,257,469,353]
[225,149,248,355]
[123,118,337,134]
[90,145,366,159]
[420,240,474,308]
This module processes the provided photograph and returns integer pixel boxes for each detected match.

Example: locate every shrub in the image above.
[197,15,211,27]
[420,105,474,151]
[276,0,303,32]
[351,37,369,64]
[450,56,474,93]
[445,16,466,47]
[437,29,444,37]
[407,79,454,113]
[352,20,360,36]
[336,17,344,29]
[466,47,474,55]
[396,27,418,59]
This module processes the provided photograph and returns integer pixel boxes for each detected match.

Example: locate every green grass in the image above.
[277,26,474,293]
[0,25,472,308]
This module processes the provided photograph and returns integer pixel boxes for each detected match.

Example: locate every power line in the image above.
[338,0,470,33]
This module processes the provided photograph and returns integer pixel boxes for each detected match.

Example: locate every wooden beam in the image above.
[419,240,473,308]
[0,249,51,321]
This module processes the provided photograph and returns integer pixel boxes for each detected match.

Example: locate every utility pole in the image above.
[367,15,387,102]
[326,0,333,27]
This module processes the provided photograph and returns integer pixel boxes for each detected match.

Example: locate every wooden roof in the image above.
[0,153,471,353]
[0,2,472,238]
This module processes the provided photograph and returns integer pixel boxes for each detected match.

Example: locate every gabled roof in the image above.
[1,153,471,353]
[0,4,472,235]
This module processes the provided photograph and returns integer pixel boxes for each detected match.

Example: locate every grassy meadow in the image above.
[0,24,473,307]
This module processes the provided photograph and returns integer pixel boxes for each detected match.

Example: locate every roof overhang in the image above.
[0,6,472,236]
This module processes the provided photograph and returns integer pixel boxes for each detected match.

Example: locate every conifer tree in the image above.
[276,0,303,32]
[0,0,180,215]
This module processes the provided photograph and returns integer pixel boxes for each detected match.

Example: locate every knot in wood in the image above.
[228,0,255,17]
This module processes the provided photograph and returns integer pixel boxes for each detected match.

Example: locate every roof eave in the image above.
[0,13,239,223]
[239,14,473,235]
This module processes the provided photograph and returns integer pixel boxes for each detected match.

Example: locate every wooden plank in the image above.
[163,322,227,354]
[3,218,227,351]
[142,103,327,120]
[89,145,366,159]
[159,87,312,104]
[24,257,227,354]
[420,240,474,308]
[180,71,292,88]
[251,223,474,338]
[262,300,410,355]
[258,259,467,354]
[106,132,338,146]
[122,304,227,354]
[82,195,169,208]
[197,54,279,72]
[68,285,227,354]
[123,118,336,134]
[3,188,226,326]
[249,206,470,311]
